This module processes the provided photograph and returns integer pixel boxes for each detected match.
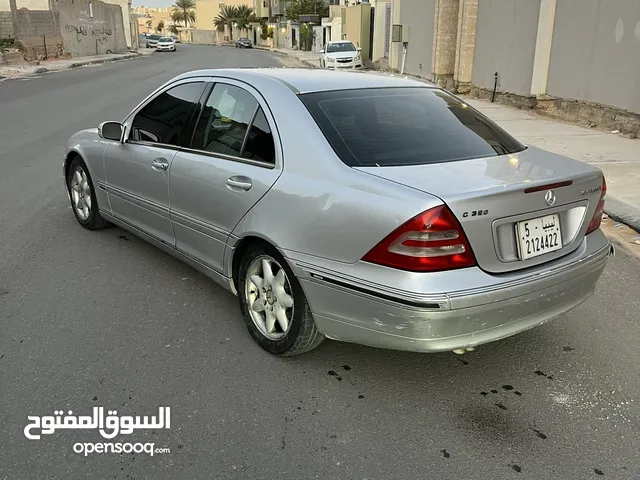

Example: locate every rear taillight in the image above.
[362,205,477,272]
[586,176,607,234]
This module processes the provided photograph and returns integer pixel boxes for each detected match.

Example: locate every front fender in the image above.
[64,128,111,213]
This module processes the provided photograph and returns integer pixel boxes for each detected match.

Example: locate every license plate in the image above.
[516,214,562,260]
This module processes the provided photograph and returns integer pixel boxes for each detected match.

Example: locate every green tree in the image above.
[156,20,165,33]
[145,19,153,32]
[171,0,196,27]
[285,0,327,21]
[168,23,179,35]
[214,4,238,40]
[234,5,257,30]
[259,19,273,40]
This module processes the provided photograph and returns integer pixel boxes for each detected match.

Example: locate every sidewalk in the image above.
[0,49,152,80]
[462,98,640,232]
[252,46,319,68]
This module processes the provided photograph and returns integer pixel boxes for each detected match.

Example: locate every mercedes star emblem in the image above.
[544,190,556,206]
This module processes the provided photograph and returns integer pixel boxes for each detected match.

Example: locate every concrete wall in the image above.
[57,0,127,56]
[0,11,13,36]
[371,0,389,62]
[106,0,132,48]
[389,0,435,76]
[547,0,640,114]
[15,0,50,9]
[344,3,370,59]
[454,0,478,87]
[472,0,540,96]
[191,27,214,44]
[13,9,63,59]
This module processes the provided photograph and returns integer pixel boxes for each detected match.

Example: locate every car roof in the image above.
[174,68,435,94]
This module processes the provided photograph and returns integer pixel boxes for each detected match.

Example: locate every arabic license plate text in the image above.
[516,214,562,260]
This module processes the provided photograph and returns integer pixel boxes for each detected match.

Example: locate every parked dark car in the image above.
[235,37,252,48]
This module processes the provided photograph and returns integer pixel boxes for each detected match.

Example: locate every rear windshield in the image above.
[299,87,525,167]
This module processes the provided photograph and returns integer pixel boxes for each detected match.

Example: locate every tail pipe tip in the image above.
[453,347,476,355]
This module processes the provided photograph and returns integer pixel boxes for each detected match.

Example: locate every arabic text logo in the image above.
[24,407,170,440]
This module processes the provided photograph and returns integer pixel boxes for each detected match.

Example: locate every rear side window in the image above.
[299,87,525,167]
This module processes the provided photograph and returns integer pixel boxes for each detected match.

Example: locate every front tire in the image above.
[237,243,324,356]
[67,157,109,230]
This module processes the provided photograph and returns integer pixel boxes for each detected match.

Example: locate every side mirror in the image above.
[320,49,324,53]
[98,121,123,142]
[357,47,362,52]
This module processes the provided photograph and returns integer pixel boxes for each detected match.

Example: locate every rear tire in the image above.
[67,156,110,230]
[237,243,324,356]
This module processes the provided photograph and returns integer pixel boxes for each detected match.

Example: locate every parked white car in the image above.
[156,36,176,52]
[319,40,362,69]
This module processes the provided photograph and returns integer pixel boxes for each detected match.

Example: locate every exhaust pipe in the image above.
[453,347,475,354]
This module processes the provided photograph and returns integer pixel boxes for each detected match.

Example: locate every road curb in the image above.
[604,197,640,234]
[66,52,142,69]
[0,52,143,79]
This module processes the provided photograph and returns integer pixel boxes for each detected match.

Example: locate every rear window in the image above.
[299,87,525,167]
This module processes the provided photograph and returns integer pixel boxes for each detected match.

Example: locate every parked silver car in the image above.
[145,34,161,48]
[63,69,612,356]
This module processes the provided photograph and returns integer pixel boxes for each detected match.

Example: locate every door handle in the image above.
[151,158,169,170]
[226,176,252,191]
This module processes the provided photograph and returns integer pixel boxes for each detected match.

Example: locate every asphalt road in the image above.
[1,45,640,480]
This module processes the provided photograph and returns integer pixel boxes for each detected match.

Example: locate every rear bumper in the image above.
[292,231,611,353]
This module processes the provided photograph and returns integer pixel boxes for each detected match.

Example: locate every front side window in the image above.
[130,82,205,147]
[326,42,356,53]
[191,83,275,164]
[300,87,525,167]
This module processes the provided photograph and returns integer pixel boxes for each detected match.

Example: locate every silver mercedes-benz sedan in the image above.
[63,68,612,356]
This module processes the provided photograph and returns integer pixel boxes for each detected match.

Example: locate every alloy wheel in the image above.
[69,166,92,221]
[244,255,295,340]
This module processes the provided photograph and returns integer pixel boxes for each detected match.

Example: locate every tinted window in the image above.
[130,82,205,146]
[159,37,172,42]
[326,42,356,53]
[300,88,525,167]
[242,108,275,164]
[191,84,258,157]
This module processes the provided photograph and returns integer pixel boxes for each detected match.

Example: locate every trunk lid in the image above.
[356,146,604,273]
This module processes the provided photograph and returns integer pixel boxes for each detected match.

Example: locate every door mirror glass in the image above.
[99,121,123,141]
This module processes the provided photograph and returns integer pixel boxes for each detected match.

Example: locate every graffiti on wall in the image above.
[65,24,88,42]
[91,25,112,36]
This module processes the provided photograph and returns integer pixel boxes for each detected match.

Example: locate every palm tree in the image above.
[234,5,256,30]
[214,4,238,41]
[145,19,152,32]
[171,0,196,27]
[156,20,165,33]
[168,24,179,35]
